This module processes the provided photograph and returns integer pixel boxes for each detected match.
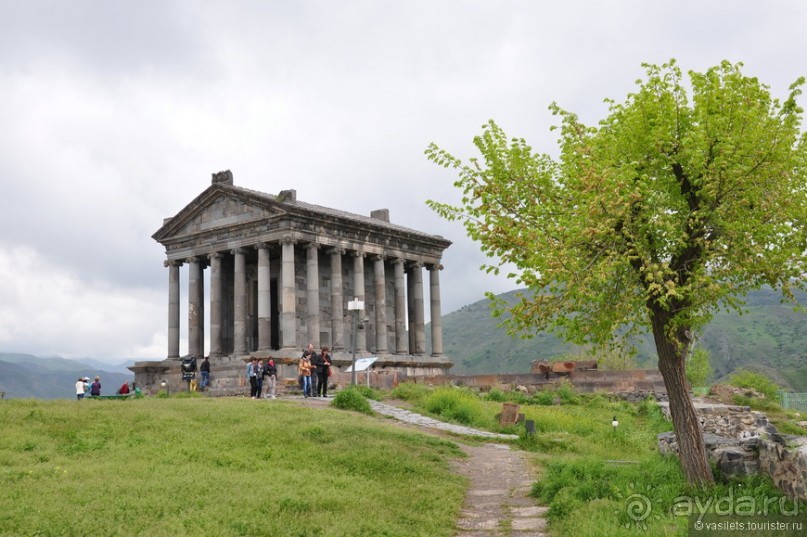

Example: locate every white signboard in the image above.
[344,357,378,373]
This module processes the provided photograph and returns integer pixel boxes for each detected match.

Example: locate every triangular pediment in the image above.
[153,186,286,243]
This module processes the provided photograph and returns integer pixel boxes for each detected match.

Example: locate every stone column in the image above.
[428,263,444,356]
[393,258,407,354]
[257,244,272,352]
[197,260,205,357]
[407,264,416,353]
[187,257,202,358]
[281,239,297,351]
[373,255,388,353]
[352,252,367,353]
[306,243,320,348]
[208,253,223,358]
[166,260,181,359]
[329,248,345,351]
[233,248,248,356]
[412,263,426,355]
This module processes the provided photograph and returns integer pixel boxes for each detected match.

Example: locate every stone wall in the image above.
[657,402,807,502]
[412,369,667,396]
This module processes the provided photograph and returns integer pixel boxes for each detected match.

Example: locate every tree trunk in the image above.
[650,312,714,485]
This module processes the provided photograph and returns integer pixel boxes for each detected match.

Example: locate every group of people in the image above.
[298,344,332,398]
[246,356,279,399]
[74,376,139,399]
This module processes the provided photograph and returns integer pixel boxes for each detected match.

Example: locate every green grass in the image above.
[390,382,801,536]
[0,397,466,536]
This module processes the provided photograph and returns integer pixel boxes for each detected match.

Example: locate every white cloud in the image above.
[1,0,805,363]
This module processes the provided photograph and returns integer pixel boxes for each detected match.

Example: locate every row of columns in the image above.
[165,241,444,359]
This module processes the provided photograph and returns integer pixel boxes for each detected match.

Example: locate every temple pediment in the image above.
[153,187,286,243]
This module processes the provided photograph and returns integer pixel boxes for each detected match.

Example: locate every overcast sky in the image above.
[1,0,805,364]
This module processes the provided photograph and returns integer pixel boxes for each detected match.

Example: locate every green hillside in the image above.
[437,287,807,391]
[0,353,133,399]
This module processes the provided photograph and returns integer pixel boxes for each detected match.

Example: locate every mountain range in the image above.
[0,353,135,399]
[3,287,804,398]
[437,287,807,392]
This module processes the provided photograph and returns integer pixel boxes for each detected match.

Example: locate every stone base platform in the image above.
[129,351,452,396]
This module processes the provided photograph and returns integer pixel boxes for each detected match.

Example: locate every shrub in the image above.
[555,378,579,404]
[422,387,486,426]
[728,370,781,401]
[351,385,382,401]
[332,388,373,414]
[532,390,556,406]
[485,389,507,402]
[389,382,430,403]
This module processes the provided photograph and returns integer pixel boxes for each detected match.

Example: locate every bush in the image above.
[422,387,487,426]
[555,378,579,404]
[332,388,373,414]
[728,370,781,401]
[532,390,556,406]
[389,382,430,403]
[485,389,507,402]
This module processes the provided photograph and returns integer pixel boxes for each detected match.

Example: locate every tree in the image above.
[686,347,713,388]
[426,60,806,485]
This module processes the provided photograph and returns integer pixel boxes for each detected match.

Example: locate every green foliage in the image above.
[0,398,465,535]
[332,387,373,414]
[531,390,556,406]
[686,347,713,388]
[429,59,807,485]
[422,387,488,426]
[728,369,782,400]
[389,381,431,403]
[484,388,507,402]
[428,60,806,351]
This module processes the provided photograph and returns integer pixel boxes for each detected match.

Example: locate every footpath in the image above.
[368,399,549,536]
[290,396,548,535]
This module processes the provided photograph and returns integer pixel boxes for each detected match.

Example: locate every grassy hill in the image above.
[437,287,807,391]
[0,396,464,536]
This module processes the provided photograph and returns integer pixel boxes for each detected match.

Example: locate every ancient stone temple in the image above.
[130,170,452,394]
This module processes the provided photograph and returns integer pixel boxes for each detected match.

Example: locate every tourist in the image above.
[247,357,259,399]
[309,345,323,396]
[255,359,265,399]
[303,344,319,396]
[316,346,332,397]
[118,382,130,395]
[200,356,210,391]
[90,376,101,396]
[132,382,142,396]
[299,352,312,398]
[265,358,278,399]
[75,377,87,400]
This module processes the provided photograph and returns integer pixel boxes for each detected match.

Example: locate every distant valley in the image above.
[0,353,136,399]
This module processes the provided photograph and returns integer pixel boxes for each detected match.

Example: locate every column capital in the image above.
[230,247,246,256]
[208,252,223,260]
[351,250,366,258]
[392,257,406,266]
[254,242,269,251]
[328,247,346,256]
[373,254,387,262]
[164,259,183,268]
[408,261,423,270]
[281,236,297,246]
[427,263,444,271]
[185,256,201,264]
